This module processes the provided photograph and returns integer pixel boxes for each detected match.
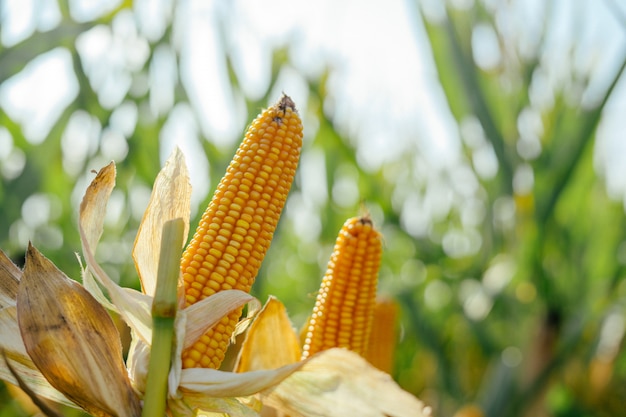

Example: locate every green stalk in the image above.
[142,218,185,417]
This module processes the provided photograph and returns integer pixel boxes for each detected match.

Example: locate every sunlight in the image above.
[0,48,78,144]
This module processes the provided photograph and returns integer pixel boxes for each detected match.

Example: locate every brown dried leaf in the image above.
[0,249,20,309]
[0,250,24,362]
[3,351,64,417]
[17,243,141,417]
[79,162,116,254]
[0,250,69,405]
[0,305,74,407]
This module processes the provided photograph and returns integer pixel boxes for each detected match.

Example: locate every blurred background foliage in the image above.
[1,1,626,416]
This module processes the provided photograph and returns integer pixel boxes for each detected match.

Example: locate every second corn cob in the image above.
[180,95,303,369]
[364,297,399,373]
[301,216,383,359]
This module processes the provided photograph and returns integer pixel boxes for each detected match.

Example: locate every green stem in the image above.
[142,218,185,417]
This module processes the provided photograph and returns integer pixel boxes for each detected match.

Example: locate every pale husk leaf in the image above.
[235,296,301,372]
[17,244,141,417]
[126,335,151,394]
[182,290,259,350]
[263,348,428,417]
[176,295,307,397]
[168,392,262,417]
[178,361,305,398]
[133,147,191,298]
[79,161,153,343]
[79,161,116,253]
[157,290,260,396]
[125,290,260,396]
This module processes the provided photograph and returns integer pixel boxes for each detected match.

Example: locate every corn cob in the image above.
[301,216,382,359]
[364,297,399,373]
[180,95,303,369]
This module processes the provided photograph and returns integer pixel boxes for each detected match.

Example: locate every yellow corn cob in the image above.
[364,297,399,373]
[180,95,303,369]
[301,216,382,359]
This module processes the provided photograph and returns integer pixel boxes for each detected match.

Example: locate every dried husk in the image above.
[17,244,141,417]
[1,250,74,406]
[236,296,302,372]
[262,348,429,417]
[132,147,191,298]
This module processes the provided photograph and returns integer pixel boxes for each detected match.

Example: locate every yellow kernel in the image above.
[225,246,238,257]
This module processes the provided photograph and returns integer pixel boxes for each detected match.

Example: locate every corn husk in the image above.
[17,243,141,417]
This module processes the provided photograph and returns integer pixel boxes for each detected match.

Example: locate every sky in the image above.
[1,0,626,213]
